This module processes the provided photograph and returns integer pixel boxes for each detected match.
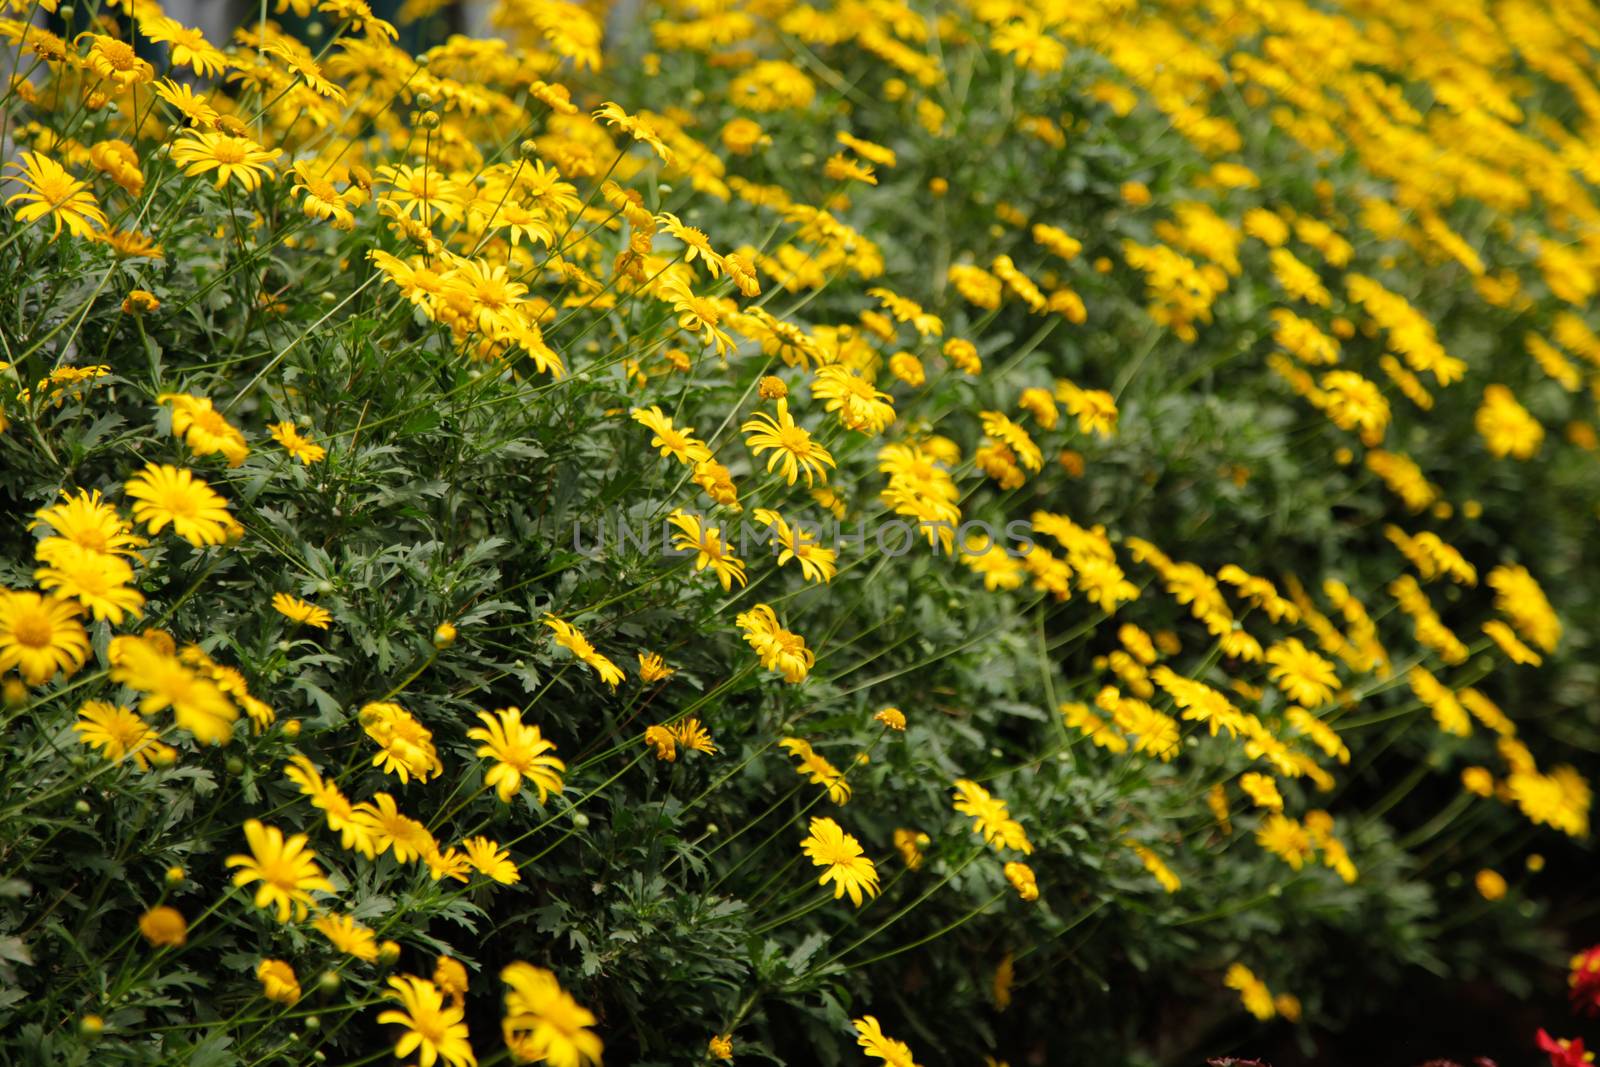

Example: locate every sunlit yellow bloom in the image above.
[34,542,142,623]
[781,737,852,803]
[1239,772,1283,811]
[360,701,442,783]
[543,615,625,688]
[354,792,436,863]
[467,707,565,803]
[378,975,477,1067]
[952,779,1033,854]
[73,700,175,769]
[837,131,896,167]
[637,652,674,682]
[32,489,145,563]
[4,152,106,239]
[644,724,676,761]
[501,962,604,1067]
[272,592,331,629]
[742,398,835,486]
[1475,384,1543,460]
[1255,814,1314,870]
[630,405,711,464]
[979,411,1042,471]
[462,836,520,884]
[80,33,154,85]
[110,633,238,744]
[124,464,235,547]
[155,393,249,467]
[170,131,282,192]
[0,590,76,686]
[594,102,674,165]
[668,509,746,590]
[657,212,723,276]
[140,16,227,76]
[425,846,472,884]
[736,603,813,683]
[225,820,334,922]
[1483,619,1541,666]
[810,365,896,434]
[312,912,380,962]
[801,816,879,906]
[752,509,837,583]
[1264,638,1339,709]
[268,421,327,464]
[824,152,876,185]
[1487,564,1561,653]
[290,162,360,230]
[285,754,372,855]
[853,1016,921,1067]
[153,79,220,127]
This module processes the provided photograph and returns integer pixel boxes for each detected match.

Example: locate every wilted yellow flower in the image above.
[257,959,301,1003]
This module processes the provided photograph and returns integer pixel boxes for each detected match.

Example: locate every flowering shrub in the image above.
[1,0,1598,1063]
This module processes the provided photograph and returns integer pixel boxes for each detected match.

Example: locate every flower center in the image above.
[162,491,201,520]
[194,408,233,436]
[778,425,811,453]
[101,42,137,69]
[12,612,53,648]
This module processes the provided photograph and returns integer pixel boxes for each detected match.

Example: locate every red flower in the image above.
[1538,1029,1594,1067]
[1572,946,1600,1016]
